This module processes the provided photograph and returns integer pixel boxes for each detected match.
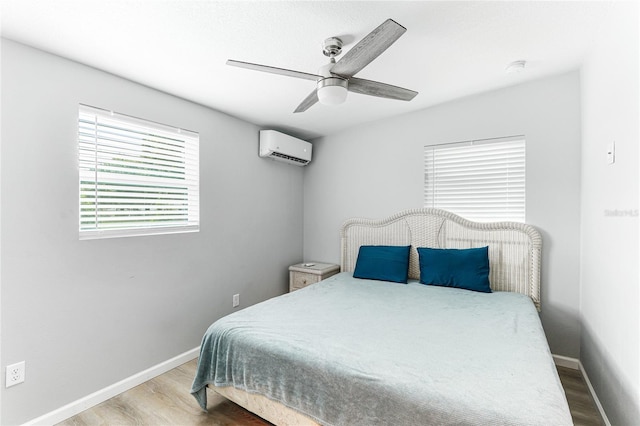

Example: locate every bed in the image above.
[191,208,572,425]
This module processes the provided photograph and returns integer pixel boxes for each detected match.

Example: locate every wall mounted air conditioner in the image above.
[259,130,312,166]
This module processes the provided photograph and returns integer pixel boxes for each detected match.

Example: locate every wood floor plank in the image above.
[556,366,604,426]
[57,359,603,425]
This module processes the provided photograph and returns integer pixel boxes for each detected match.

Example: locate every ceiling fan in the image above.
[226,19,418,113]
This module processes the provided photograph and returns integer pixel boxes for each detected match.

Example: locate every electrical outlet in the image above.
[6,361,25,388]
[233,294,240,308]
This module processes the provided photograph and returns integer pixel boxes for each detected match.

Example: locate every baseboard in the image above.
[553,354,580,370]
[552,354,611,426]
[578,362,612,426]
[23,346,200,426]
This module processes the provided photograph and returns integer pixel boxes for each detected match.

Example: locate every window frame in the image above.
[423,136,526,223]
[78,104,200,240]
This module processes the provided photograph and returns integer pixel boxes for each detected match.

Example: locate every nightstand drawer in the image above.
[291,272,320,290]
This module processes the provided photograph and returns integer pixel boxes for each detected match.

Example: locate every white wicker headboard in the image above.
[340,208,542,310]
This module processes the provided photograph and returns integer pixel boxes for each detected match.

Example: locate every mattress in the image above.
[191,272,572,425]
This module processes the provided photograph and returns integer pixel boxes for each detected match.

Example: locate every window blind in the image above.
[78,105,199,239]
[424,136,525,222]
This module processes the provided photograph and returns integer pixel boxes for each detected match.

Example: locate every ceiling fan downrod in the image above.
[318,39,348,106]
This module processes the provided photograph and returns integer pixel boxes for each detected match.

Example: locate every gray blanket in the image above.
[191,273,572,425]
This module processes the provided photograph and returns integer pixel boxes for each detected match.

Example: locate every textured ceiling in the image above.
[1,1,613,139]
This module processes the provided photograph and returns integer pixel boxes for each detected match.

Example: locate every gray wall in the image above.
[580,2,639,424]
[303,71,582,358]
[0,39,304,425]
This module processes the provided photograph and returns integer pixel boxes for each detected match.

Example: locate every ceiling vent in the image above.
[259,130,312,166]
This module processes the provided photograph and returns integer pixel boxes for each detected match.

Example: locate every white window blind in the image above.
[424,136,525,222]
[78,105,199,239]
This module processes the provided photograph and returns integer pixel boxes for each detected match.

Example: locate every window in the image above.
[424,136,525,222]
[78,105,199,239]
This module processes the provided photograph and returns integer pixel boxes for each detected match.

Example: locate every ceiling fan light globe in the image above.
[317,77,348,106]
[318,86,348,105]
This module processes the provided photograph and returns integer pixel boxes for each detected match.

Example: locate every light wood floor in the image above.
[58,359,603,426]
[557,366,604,426]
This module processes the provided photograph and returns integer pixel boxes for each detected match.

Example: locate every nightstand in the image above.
[289,262,340,292]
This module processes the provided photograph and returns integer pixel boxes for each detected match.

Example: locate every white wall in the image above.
[304,71,582,358]
[0,39,304,425]
[579,2,639,424]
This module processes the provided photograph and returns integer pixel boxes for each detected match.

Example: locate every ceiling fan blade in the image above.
[330,19,406,78]
[348,77,418,101]
[227,60,321,81]
[294,89,319,113]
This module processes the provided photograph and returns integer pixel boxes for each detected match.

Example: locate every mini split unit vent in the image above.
[259,130,312,166]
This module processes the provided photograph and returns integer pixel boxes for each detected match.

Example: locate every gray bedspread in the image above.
[191,272,572,425]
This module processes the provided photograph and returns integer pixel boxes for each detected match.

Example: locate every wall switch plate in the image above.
[607,142,615,164]
[233,294,240,308]
[6,361,25,387]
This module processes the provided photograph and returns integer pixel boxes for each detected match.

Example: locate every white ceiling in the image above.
[1,1,613,139]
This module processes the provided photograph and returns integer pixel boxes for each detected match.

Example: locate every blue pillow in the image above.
[353,245,411,283]
[417,246,491,293]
